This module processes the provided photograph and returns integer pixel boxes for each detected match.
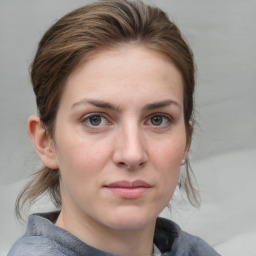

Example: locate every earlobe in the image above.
[27,115,59,169]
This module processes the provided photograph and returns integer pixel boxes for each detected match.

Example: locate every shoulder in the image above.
[7,211,110,256]
[180,231,221,256]
[155,217,221,256]
[7,236,61,256]
[7,212,65,256]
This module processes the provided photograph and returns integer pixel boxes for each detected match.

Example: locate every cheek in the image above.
[56,141,111,202]
[55,137,112,180]
[153,135,186,168]
[151,134,186,192]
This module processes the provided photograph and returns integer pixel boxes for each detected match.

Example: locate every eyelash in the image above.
[80,113,173,129]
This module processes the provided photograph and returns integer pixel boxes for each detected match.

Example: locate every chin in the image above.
[103,207,158,231]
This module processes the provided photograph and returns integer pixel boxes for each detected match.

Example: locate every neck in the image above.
[56,209,156,256]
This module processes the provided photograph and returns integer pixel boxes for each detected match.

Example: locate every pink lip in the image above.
[104,180,151,199]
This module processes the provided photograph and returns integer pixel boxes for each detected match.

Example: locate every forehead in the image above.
[60,45,184,110]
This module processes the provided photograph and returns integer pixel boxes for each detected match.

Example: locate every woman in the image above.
[8,0,220,255]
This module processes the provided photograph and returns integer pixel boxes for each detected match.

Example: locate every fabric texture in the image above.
[8,211,220,256]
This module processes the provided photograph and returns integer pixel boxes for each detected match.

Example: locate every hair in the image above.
[16,0,199,218]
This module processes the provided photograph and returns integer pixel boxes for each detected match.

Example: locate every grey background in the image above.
[1,0,256,255]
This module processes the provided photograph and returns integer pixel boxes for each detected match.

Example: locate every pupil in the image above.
[151,116,162,126]
[90,116,101,126]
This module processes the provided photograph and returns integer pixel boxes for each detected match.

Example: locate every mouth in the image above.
[104,180,152,199]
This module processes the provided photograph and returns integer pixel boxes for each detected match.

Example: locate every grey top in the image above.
[8,211,220,256]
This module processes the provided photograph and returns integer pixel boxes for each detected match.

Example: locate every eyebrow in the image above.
[142,100,181,111]
[71,98,180,112]
[71,99,120,111]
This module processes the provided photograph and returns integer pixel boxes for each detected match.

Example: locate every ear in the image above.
[182,120,193,165]
[27,115,59,169]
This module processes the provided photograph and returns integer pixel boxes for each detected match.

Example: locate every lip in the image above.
[104,180,151,199]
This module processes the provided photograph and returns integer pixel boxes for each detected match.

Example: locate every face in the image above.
[51,45,188,232]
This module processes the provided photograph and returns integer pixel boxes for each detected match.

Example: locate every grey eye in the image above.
[151,116,163,126]
[89,115,102,126]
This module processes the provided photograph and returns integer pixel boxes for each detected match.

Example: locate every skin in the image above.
[28,45,190,256]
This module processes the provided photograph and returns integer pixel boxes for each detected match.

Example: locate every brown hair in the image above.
[16,0,199,218]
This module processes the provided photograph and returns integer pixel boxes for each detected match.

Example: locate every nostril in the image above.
[118,162,127,168]
[117,161,145,170]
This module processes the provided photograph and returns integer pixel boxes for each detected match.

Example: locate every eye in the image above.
[88,115,102,126]
[151,116,164,126]
[147,114,171,127]
[82,114,110,127]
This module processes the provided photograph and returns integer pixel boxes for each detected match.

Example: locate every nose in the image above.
[112,125,148,170]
